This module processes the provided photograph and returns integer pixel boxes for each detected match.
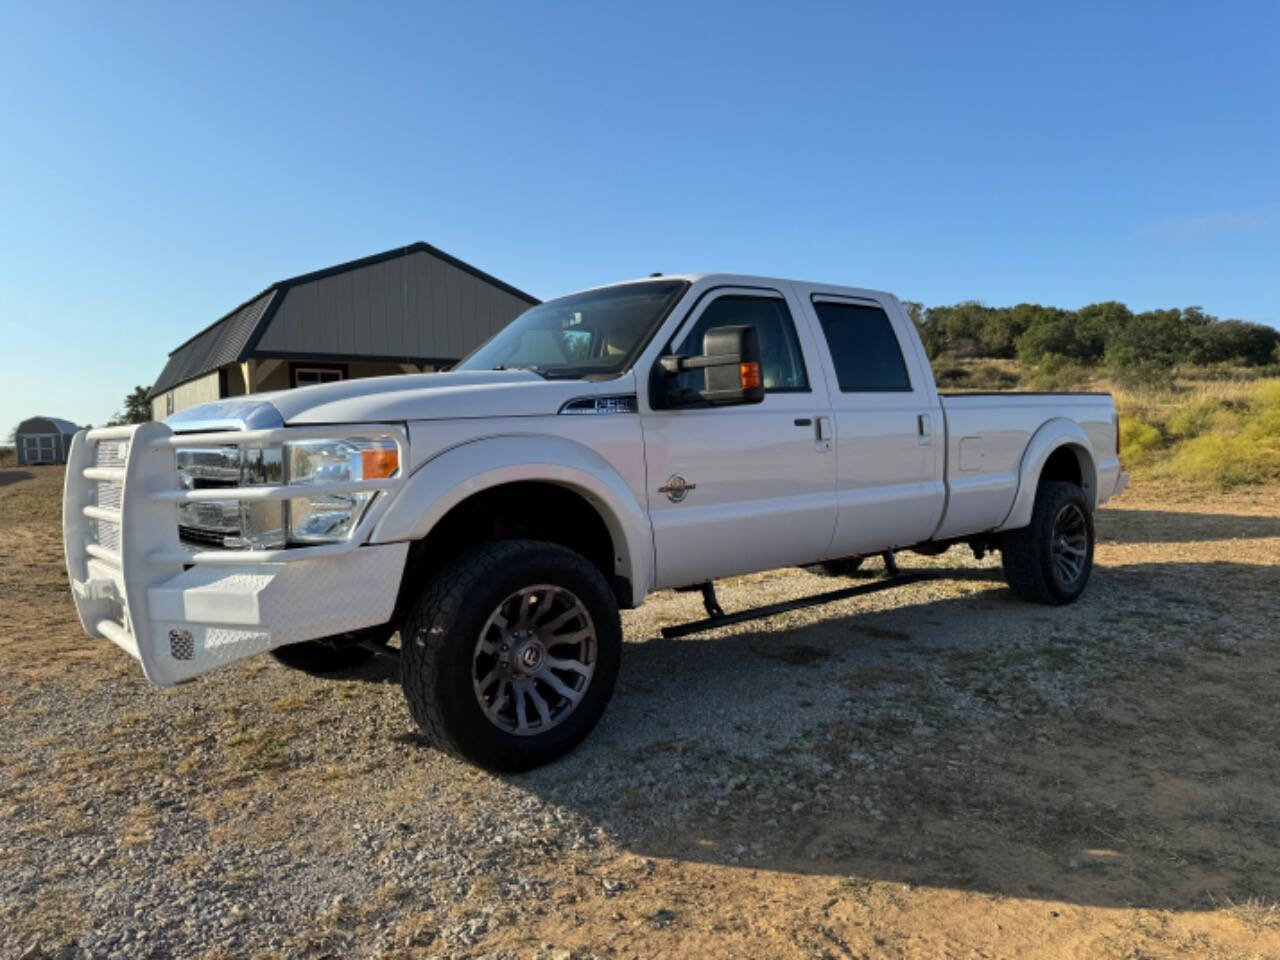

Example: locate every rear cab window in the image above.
[811,300,912,392]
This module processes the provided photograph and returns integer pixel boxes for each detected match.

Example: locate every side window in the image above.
[674,295,809,394]
[812,301,912,392]
[293,367,345,388]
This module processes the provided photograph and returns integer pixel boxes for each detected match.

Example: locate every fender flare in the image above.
[370,434,654,600]
[994,418,1098,532]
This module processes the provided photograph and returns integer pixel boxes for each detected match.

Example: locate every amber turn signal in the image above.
[361,447,400,479]
[739,361,762,391]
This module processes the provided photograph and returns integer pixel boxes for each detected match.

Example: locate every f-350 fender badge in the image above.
[658,475,695,503]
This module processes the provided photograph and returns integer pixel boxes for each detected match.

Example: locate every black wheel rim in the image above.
[1051,503,1089,586]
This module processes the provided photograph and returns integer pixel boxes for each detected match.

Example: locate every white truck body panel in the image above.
[63,272,1126,686]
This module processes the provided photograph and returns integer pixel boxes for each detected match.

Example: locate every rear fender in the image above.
[994,419,1097,532]
[370,434,654,600]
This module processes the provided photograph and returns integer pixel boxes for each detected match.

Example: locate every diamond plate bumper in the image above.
[63,421,410,686]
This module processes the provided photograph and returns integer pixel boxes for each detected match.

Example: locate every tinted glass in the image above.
[457,280,688,379]
[674,296,809,393]
[813,301,912,392]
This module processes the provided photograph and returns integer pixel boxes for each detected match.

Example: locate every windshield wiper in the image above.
[491,364,551,379]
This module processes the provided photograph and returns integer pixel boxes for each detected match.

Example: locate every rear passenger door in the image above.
[806,295,945,556]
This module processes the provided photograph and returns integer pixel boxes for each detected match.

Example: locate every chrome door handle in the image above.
[815,415,832,452]
[917,413,931,445]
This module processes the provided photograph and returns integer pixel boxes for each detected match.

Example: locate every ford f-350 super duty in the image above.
[64,274,1127,769]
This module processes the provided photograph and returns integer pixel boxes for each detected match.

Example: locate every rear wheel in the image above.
[1001,481,1094,605]
[400,540,621,771]
[270,625,390,674]
[809,556,865,577]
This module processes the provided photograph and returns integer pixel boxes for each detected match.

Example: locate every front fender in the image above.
[994,419,1098,532]
[370,434,654,600]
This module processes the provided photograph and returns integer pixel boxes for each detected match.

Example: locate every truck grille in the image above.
[91,439,129,555]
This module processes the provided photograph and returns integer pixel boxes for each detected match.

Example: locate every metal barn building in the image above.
[15,416,81,465]
[149,243,539,418]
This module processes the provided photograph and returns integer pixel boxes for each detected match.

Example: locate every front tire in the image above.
[1001,481,1094,605]
[400,540,622,771]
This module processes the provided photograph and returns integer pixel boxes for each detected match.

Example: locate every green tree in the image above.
[1105,309,1191,384]
[1014,307,1089,364]
[1189,319,1280,366]
[1075,301,1132,362]
[108,386,153,426]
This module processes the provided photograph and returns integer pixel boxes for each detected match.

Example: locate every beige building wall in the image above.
[151,370,222,419]
[151,361,439,420]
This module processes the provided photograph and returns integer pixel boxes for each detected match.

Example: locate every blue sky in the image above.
[2,1,1277,435]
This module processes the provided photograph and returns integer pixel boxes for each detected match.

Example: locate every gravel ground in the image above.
[2,466,1280,958]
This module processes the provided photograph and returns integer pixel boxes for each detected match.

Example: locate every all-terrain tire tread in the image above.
[400,540,619,769]
[1001,481,1093,605]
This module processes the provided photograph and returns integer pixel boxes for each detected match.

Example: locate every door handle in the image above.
[917,413,932,445]
[793,418,812,427]
[815,416,832,450]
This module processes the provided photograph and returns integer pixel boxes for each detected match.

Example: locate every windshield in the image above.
[456,279,688,379]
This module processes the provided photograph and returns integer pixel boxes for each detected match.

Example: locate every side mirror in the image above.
[655,324,765,407]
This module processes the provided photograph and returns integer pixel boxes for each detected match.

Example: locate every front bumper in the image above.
[63,421,408,686]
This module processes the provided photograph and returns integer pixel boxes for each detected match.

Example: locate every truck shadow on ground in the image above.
[1095,505,1280,543]
[510,555,1280,911]
[0,469,34,488]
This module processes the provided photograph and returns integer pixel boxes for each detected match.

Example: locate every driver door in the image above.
[641,286,837,588]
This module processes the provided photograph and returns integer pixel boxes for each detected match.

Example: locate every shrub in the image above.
[1157,432,1280,488]
[1165,396,1229,440]
[1118,415,1164,465]
[1021,355,1092,391]
[1146,378,1280,488]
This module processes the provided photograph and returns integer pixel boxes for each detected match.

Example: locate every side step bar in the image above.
[660,566,934,639]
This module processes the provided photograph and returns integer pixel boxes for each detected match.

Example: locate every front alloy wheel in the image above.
[472,585,597,736]
[401,540,621,771]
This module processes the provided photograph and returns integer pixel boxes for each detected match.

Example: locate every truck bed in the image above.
[933,391,1122,541]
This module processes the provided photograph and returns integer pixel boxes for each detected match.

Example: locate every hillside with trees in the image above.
[906,299,1280,488]
[906,300,1280,390]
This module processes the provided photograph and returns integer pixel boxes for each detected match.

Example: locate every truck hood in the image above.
[165,369,624,431]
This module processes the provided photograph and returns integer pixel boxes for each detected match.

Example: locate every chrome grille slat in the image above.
[94,439,129,469]
[90,440,128,554]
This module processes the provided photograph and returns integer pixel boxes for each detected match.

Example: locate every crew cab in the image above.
[64,274,1127,769]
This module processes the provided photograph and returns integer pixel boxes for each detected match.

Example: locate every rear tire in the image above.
[810,556,865,577]
[1001,481,1094,605]
[400,540,621,771]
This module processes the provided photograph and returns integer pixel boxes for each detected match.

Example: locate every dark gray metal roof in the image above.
[17,416,80,435]
[150,243,539,398]
[151,289,275,395]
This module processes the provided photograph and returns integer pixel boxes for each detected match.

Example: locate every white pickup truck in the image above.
[64,274,1126,769]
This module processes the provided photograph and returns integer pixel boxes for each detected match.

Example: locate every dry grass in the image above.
[938,358,1280,489]
[4,465,1280,958]
[1117,378,1280,487]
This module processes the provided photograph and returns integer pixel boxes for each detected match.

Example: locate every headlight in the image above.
[286,438,399,544]
[175,436,399,549]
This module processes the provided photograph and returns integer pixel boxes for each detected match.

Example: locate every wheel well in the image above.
[393,481,622,619]
[1039,444,1094,504]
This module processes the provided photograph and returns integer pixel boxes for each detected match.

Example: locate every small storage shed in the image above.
[15,417,81,465]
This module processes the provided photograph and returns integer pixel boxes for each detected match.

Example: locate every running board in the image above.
[659,572,936,639]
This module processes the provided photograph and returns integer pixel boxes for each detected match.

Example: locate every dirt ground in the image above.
[2,465,1279,959]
